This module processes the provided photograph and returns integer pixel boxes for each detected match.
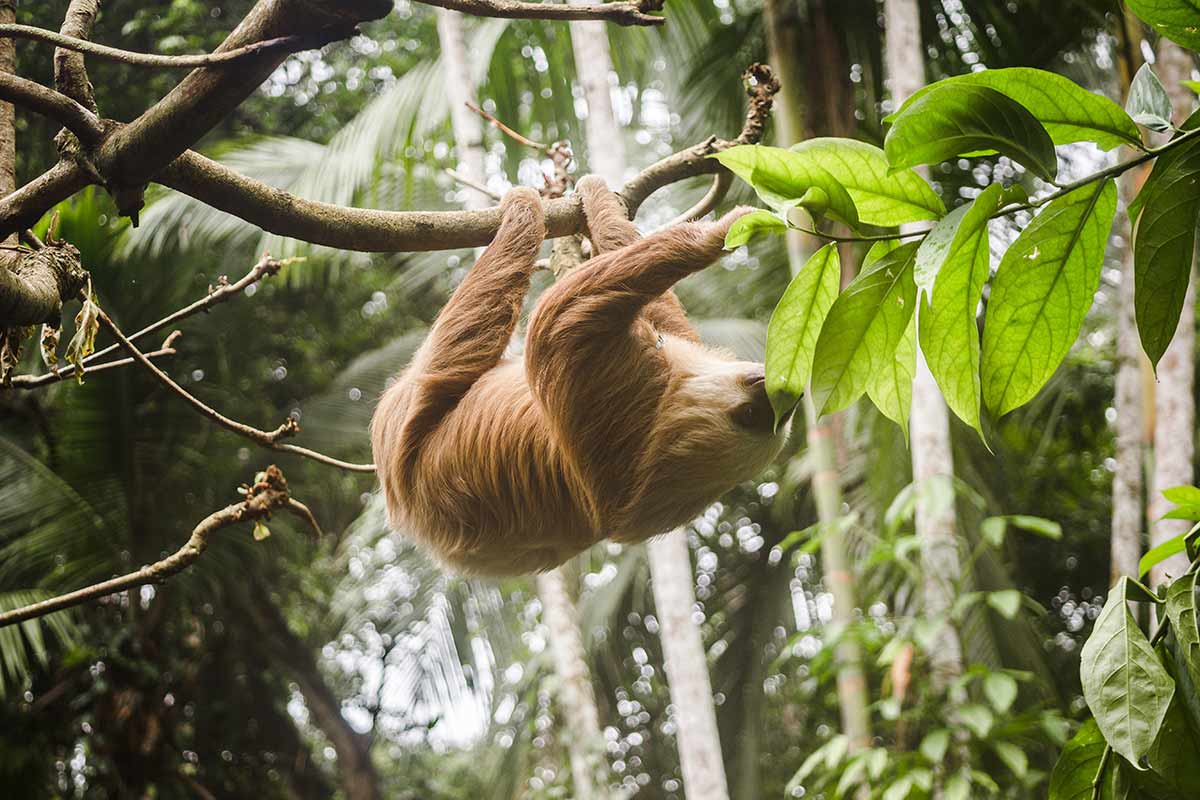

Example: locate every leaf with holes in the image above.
[1126,63,1174,132]
[788,138,946,225]
[712,145,859,227]
[889,68,1141,151]
[1134,134,1200,366]
[1126,0,1200,52]
[885,83,1058,181]
[981,180,1117,415]
[811,243,918,415]
[915,183,1004,436]
[1080,576,1175,767]
[764,244,841,426]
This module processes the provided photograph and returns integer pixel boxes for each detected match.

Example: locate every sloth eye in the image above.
[733,402,758,428]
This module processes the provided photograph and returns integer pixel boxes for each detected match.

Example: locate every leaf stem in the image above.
[1090,746,1112,800]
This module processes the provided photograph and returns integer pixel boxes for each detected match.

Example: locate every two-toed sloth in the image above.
[371,177,789,575]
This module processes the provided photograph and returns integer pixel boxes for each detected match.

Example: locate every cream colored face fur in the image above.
[370,179,789,576]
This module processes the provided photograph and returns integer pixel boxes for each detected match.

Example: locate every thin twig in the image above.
[657,172,734,230]
[0,23,346,69]
[0,466,294,629]
[8,331,182,389]
[465,100,548,150]
[414,0,664,27]
[95,303,375,473]
[9,256,283,389]
[444,167,501,201]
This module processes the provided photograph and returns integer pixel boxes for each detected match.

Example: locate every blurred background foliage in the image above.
[0,0,1165,798]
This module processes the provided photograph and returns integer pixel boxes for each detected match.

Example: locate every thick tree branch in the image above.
[1,22,355,70]
[415,0,663,26]
[54,1,100,110]
[0,466,298,629]
[96,305,375,472]
[0,239,88,327]
[0,71,105,145]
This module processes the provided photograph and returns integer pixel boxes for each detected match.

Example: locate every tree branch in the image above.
[96,304,375,472]
[53,1,99,110]
[0,70,105,145]
[0,238,88,328]
[0,465,297,629]
[0,22,362,71]
[414,0,664,26]
[6,330,180,389]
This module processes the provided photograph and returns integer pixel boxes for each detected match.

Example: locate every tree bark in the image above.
[535,569,607,799]
[884,0,965,691]
[1148,39,1197,587]
[434,8,490,211]
[648,531,730,800]
[567,15,625,186]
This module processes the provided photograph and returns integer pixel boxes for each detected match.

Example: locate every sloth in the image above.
[370,177,789,575]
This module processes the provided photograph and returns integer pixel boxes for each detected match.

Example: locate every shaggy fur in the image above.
[371,177,789,575]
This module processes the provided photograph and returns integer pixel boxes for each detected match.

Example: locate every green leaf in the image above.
[957,704,994,738]
[984,671,1019,713]
[1006,514,1064,539]
[1133,133,1200,366]
[788,137,946,225]
[1126,0,1200,52]
[1163,485,1200,505]
[723,209,786,249]
[981,517,1007,548]
[993,741,1029,778]
[915,183,1004,435]
[811,243,918,415]
[1133,692,1200,798]
[1163,504,1200,520]
[981,179,1118,415]
[885,83,1059,182]
[987,589,1023,619]
[65,282,100,385]
[764,244,841,425]
[864,238,901,270]
[943,773,970,800]
[920,728,951,763]
[1163,571,1200,697]
[1126,63,1175,132]
[1048,719,1117,800]
[866,314,916,438]
[1080,576,1176,767]
[1128,111,1200,223]
[1140,534,1188,577]
[252,520,271,541]
[712,145,859,226]
[888,68,1141,151]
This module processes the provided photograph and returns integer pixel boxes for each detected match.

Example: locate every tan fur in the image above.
[371,177,789,575]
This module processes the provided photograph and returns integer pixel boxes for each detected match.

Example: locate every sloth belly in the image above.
[402,362,599,575]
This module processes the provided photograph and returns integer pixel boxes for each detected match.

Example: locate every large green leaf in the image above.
[866,314,916,438]
[1126,63,1174,133]
[1133,134,1200,366]
[915,184,1004,436]
[1047,719,1120,800]
[712,145,859,227]
[885,83,1059,182]
[1126,0,1200,52]
[764,244,841,425]
[1079,576,1175,767]
[787,138,946,225]
[1133,693,1200,798]
[981,179,1117,415]
[811,243,918,415]
[1164,571,1200,698]
[890,68,1141,151]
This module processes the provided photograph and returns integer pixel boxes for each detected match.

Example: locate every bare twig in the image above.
[466,100,547,150]
[414,0,664,26]
[7,331,181,389]
[95,303,375,473]
[444,167,501,201]
[0,466,295,629]
[0,23,352,70]
[656,172,733,230]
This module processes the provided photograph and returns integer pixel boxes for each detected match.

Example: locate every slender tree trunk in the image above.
[567,16,730,799]
[764,0,873,755]
[434,8,489,211]
[648,531,730,800]
[535,569,607,799]
[884,0,965,691]
[1148,39,1197,587]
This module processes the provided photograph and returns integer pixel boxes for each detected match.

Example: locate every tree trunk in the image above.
[434,8,490,211]
[566,16,731,798]
[884,0,966,691]
[648,530,731,800]
[535,569,607,799]
[1148,39,1197,588]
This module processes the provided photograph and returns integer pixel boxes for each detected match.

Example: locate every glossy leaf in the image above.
[866,314,916,438]
[890,68,1141,151]
[1126,0,1200,53]
[915,184,1004,435]
[724,209,787,249]
[981,180,1117,415]
[1048,719,1118,800]
[1126,63,1174,132]
[788,138,946,225]
[885,83,1059,181]
[1133,134,1200,366]
[764,244,841,425]
[712,145,859,226]
[1140,534,1188,577]
[811,243,918,415]
[1080,576,1175,767]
